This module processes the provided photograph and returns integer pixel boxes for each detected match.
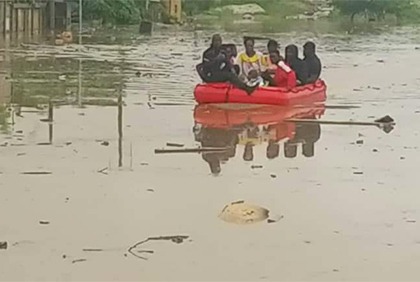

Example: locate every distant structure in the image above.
[0,0,73,35]
[162,0,182,23]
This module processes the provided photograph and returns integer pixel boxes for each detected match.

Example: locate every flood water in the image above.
[1,26,420,281]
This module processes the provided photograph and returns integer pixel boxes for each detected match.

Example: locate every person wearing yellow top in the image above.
[235,37,264,82]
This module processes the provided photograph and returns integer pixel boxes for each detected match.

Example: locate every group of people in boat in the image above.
[196,34,322,94]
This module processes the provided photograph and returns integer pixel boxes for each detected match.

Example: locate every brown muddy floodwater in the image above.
[0,26,420,281]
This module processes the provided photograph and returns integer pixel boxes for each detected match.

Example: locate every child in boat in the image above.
[246,69,265,87]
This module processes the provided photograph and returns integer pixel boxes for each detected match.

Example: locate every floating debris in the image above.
[72,259,87,264]
[251,165,263,169]
[21,171,52,175]
[375,115,394,123]
[166,142,184,148]
[83,248,104,252]
[267,215,284,224]
[219,201,269,225]
[128,235,189,260]
[155,147,229,154]
[97,167,108,175]
[0,242,7,250]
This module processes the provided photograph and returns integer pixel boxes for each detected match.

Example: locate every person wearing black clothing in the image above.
[285,44,308,85]
[303,41,322,83]
[196,34,255,94]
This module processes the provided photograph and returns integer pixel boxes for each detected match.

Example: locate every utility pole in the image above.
[79,0,82,45]
[49,0,55,31]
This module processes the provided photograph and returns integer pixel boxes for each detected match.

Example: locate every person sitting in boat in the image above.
[261,39,281,86]
[262,39,280,72]
[285,44,308,85]
[196,34,256,94]
[303,41,322,83]
[236,37,264,83]
[269,50,297,89]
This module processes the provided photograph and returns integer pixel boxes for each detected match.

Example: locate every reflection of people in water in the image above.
[266,140,280,159]
[195,127,240,175]
[284,116,321,158]
[242,126,260,162]
[194,105,324,173]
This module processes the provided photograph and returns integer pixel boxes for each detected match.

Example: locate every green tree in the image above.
[332,0,419,23]
[83,0,144,24]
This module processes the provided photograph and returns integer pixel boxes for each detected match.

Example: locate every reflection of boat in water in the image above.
[194,80,327,105]
[193,104,325,174]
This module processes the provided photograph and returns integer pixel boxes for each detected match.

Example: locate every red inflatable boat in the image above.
[194,80,327,105]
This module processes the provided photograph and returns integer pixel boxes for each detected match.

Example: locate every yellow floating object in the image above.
[219,201,269,225]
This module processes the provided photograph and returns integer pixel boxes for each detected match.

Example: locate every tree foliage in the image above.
[183,0,279,15]
[83,0,148,24]
[332,0,418,22]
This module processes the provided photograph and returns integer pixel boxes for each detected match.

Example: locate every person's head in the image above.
[267,141,280,160]
[225,46,233,59]
[244,37,255,55]
[211,34,222,50]
[303,41,316,57]
[269,50,281,65]
[248,69,259,80]
[285,44,298,63]
[267,39,279,53]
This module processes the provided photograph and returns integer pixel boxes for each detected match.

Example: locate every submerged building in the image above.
[0,0,74,35]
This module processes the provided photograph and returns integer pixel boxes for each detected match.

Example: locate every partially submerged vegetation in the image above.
[81,0,420,29]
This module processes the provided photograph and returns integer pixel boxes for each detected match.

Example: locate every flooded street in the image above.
[1,27,420,281]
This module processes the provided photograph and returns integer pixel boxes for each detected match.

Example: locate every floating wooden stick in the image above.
[21,171,52,175]
[155,147,229,154]
[82,248,104,252]
[285,115,395,133]
[128,235,189,260]
[166,142,185,148]
[285,118,384,126]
